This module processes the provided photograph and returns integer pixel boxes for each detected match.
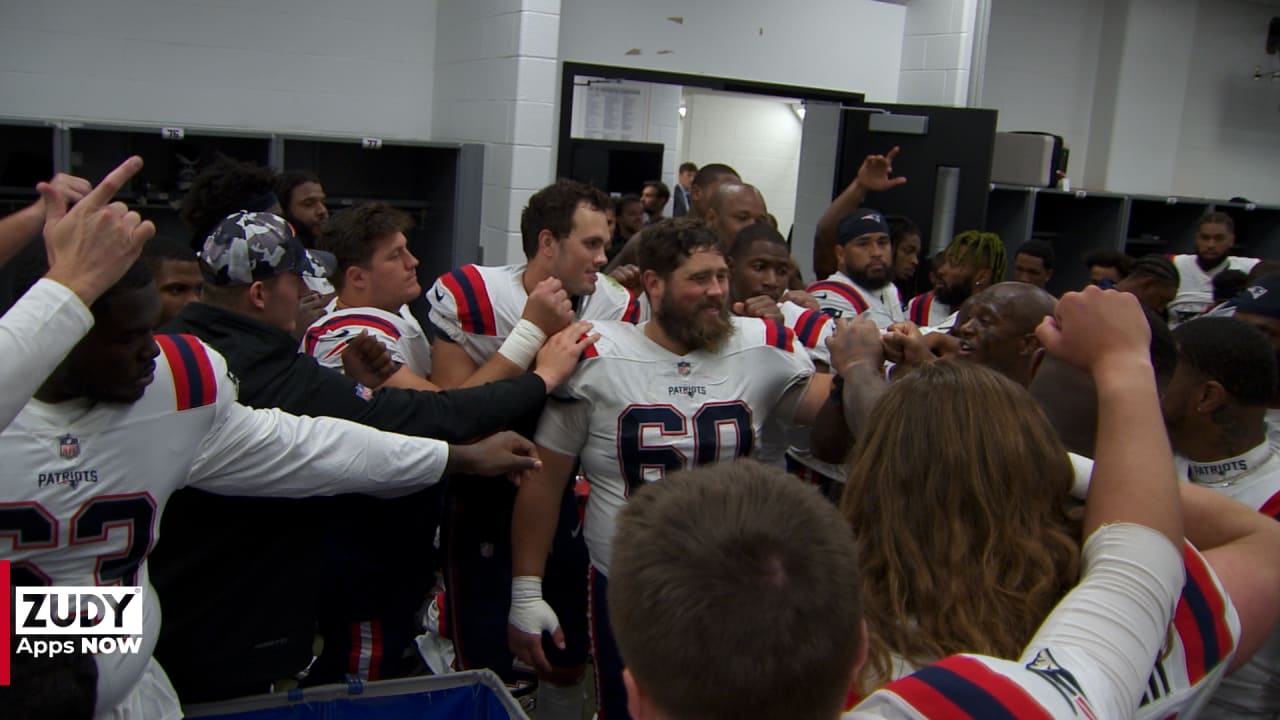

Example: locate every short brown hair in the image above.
[609,460,863,720]
[316,202,413,291]
[520,179,611,259]
[636,217,721,279]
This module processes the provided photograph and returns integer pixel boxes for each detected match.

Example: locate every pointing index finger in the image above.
[81,156,144,211]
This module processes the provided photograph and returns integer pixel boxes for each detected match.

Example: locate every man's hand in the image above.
[447,431,543,478]
[608,264,642,293]
[41,156,156,304]
[522,277,573,336]
[826,316,885,374]
[882,322,934,367]
[855,146,908,193]
[1036,287,1151,376]
[341,332,396,388]
[533,321,600,391]
[294,292,332,340]
[46,173,93,207]
[508,576,564,674]
[781,289,820,311]
[732,295,784,322]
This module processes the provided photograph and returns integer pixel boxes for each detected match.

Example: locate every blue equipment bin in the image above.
[183,670,528,720]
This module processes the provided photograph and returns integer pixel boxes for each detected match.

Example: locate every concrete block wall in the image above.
[679,89,804,240]
[0,0,438,138]
[433,0,561,264]
[898,0,980,106]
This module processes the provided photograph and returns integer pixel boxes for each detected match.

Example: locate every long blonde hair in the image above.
[840,360,1081,692]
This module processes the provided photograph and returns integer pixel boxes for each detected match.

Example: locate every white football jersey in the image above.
[1183,441,1280,717]
[808,272,905,329]
[534,317,815,576]
[906,291,952,328]
[426,263,639,365]
[1168,254,1259,325]
[0,334,449,718]
[302,300,432,377]
[779,301,834,367]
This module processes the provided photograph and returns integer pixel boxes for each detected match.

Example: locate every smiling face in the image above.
[548,203,611,296]
[653,247,734,352]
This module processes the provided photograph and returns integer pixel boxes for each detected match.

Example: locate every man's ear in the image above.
[975,268,994,288]
[538,228,558,257]
[1198,380,1229,415]
[624,668,658,720]
[247,280,269,311]
[345,264,366,292]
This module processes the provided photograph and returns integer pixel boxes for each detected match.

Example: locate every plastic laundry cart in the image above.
[182,671,528,720]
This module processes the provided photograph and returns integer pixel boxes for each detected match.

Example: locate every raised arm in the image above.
[812,147,906,280]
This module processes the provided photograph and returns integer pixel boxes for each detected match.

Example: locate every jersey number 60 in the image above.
[617,401,753,492]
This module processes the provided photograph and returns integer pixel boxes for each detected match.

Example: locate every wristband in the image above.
[498,319,549,368]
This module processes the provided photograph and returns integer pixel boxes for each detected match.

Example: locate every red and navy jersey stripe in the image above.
[807,280,870,315]
[885,656,1055,720]
[622,297,642,324]
[793,309,831,349]
[440,265,497,336]
[1259,490,1280,521]
[580,333,599,359]
[155,334,217,411]
[761,318,796,352]
[303,314,403,355]
[910,292,935,325]
[1172,542,1235,685]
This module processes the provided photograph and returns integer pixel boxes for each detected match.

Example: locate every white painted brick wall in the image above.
[0,0,437,139]
[898,0,979,106]
[680,90,803,240]
[557,0,905,102]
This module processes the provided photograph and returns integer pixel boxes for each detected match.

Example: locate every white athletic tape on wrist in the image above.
[510,575,560,635]
[498,319,548,369]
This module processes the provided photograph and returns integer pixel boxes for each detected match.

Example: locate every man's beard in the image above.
[848,266,891,291]
[656,292,735,352]
[935,279,972,307]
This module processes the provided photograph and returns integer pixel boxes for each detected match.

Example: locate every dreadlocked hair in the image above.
[945,230,1006,282]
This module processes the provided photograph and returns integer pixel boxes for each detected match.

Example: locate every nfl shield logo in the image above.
[354,384,374,401]
[58,434,80,459]
[677,361,691,376]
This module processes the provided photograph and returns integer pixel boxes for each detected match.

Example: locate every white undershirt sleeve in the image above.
[0,278,92,432]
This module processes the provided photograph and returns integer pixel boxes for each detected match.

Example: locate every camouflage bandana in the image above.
[200,211,334,286]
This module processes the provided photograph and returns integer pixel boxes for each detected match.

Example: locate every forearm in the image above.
[0,279,93,431]
[0,202,43,266]
[1089,358,1181,546]
[841,360,887,443]
[813,180,868,277]
[1180,482,1272,550]
[512,472,570,578]
[380,364,442,391]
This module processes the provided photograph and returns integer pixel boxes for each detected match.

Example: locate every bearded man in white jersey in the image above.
[507,217,834,718]
[0,253,542,719]
[1168,212,1260,325]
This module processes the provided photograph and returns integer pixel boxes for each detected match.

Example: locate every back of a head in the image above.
[946,230,1006,281]
[1029,304,1177,458]
[520,179,611,259]
[609,459,862,720]
[179,156,280,251]
[692,163,740,189]
[637,217,721,278]
[1127,254,1179,287]
[1173,316,1278,407]
[1249,260,1280,283]
[844,360,1078,688]
[317,202,414,292]
[1212,269,1250,304]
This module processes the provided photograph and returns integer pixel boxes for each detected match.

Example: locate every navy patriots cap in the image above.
[836,209,890,246]
[1234,274,1280,320]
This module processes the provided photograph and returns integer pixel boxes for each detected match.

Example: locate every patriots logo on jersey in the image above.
[58,434,80,459]
[677,361,691,376]
[1025,648,1095,718]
